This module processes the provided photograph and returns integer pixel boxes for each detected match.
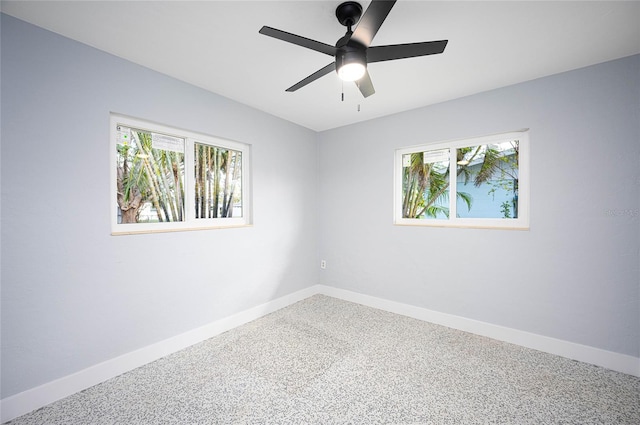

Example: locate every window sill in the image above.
[393,221,529,230]
[111,224,253,236]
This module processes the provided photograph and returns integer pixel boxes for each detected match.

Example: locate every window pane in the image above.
[194,143,243,219]
[115,126,185,224]
[401,149,450,219]
[456,140,519,219]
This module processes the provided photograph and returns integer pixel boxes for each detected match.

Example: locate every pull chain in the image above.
[339,81,361,111]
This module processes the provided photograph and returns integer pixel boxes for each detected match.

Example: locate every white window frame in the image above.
[110,113,252,235]
[394,130,530,229]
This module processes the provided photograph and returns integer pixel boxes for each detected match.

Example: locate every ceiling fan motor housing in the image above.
[336,43,367,74]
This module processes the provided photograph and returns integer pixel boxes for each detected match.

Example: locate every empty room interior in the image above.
[1,0,639,423]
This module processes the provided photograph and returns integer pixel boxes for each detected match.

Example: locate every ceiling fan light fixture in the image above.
[338,61,366,81]
[336,47,366,81]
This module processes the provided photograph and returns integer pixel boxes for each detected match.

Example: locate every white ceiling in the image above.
[2,0,640,131]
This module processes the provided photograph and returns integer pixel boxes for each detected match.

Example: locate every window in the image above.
[111,114,251,234]
[394,130,529,229]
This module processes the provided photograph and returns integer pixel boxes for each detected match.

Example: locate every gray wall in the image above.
[318,54,639,358]
[1,15,319,398]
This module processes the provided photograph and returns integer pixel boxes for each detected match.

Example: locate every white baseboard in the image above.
[0,285,320,423]
[3,283,638,423]
[316,285,640,378]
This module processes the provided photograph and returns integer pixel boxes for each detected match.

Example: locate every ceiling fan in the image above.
[259,0,448,98]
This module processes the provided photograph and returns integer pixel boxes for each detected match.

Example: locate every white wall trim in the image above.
[0,285,320,423]
[3,284,638,423]
[317,285,640,378]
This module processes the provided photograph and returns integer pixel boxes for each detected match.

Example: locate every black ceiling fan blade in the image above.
[356,70,375,98]
[286,62,336,92]
[259,26,337,56]
[350,0,397,47]
[367,40,448,63]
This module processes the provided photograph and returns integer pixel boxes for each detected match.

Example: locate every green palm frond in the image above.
[456,191,473,212]
[475,146,501,187]
[425,204,449,219]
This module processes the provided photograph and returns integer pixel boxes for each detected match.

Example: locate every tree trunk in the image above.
[116,166,143,223]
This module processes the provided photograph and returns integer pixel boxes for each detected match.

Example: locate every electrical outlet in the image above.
[320,260,327,269]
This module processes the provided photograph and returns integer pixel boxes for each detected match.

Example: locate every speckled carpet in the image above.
[5,295,640,424]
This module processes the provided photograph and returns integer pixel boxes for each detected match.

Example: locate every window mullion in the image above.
[449,148,457,222]
[184,137,195,221]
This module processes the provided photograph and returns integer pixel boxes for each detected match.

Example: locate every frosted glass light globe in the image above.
[338,62,366,81]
